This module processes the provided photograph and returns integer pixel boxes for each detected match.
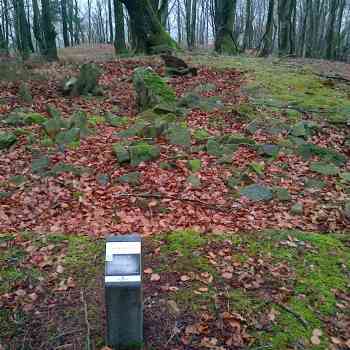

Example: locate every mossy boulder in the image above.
[239,184,273,202]
[133,67,176,112]
[259,144,281,158]
[129,142,160,166]
[63,63,102,96]
[187,159,201,172]
[187,175,201,188]
[118,172,141,186]
[274,187,291,201]
[291,203,304,215]
[310,162,339,176]
[0,132,17,150]
[4,111,47,126]
[165,125,191,146]
[113,143,130,164]
[18,82,33,103]
[193,129,210,142]
[219,134,256,146]
[297,143,346,165]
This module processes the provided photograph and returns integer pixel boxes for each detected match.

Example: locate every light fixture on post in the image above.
[105,234,143,349]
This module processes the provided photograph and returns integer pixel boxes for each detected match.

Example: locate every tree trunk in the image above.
[41,0,58,61]
[61,0,70,47]
[278,0,294,56]
[113,0,126,52]
[243,0,253,50]
[0,25,7,54]
[214,0,238,54]
[120,0,176,53]
[13,0,31,59]
[108,0,114,42]
[189,0,197,49]
[32,0,44,52]
[325,0,339,59]
[259,0,275,56]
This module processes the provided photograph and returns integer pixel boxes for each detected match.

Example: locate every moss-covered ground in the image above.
[1,229,349,349]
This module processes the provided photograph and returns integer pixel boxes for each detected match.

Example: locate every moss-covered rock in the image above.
[187,159,202,172]
[118,172,141,186]
[4,111,47,126]
[0,132,17,150]
[165,125,191,146]
[129,142,160,166]
[63,63,102,96]
[112,143,130,164]
[133,67,176,112]
[310,162,339,176]
[240,184,273,202]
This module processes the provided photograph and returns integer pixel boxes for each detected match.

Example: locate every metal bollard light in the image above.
[105,234,143,349]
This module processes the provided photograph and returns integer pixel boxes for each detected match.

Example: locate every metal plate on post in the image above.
[105,234,143,348]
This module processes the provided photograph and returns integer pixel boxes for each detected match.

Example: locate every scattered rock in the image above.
[31,155,50,175]
[113,143,130,164]
[165,125,191,147]
[3,111,46,126]
[160,54,197,76]
[167,300,181,316]
[0,132,17,150]
[118,172,141,186]
[239,184,273,202]
[187,175,201,188]
[129,142,160,166]
[343,202,350,220]
[18,82,33,103]
[187,159,201,172]
[133,67,176,112]
[274,187,291,201]
[340,172,350,183]
[193,129,210,142]
[259,144,281,158]
[63,63,102,96]
[291,203,304,215]
[310,162,339,176]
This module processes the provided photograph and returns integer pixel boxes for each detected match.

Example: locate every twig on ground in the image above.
[274,302,309,328]
[118,192,238,213]
[315,73,350,84]
[165,322,181,347]
[80,289,91,350]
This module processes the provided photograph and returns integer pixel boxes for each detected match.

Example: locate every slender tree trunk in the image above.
[88,0,92,43]
[32,0,44,52]
[278,0,294,56]
[107,0,114,42]
[214,0,238,54]
[259,0,275,56]
[177,0,182,44]
[113,0,126,52]
[120,0,176,53]
[41,0,58,60]
[189,0,197,48]
[61,0,70,47]
[243,0,253,50]
[13,0,31,59]
[325,0,339,59]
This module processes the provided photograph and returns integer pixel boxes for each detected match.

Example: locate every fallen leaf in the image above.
[222,272,233,279]
[150,273,160,281]
[56,265,64,274]
[144,267,153,274]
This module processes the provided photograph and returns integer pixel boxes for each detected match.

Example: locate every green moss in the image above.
[88,115,105,125]
[173,284,216,312]
[63,235,104,287]
[242,230,350,350]
[164,229,207,256]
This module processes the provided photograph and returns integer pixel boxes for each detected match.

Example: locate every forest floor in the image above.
[0,46,349,349]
